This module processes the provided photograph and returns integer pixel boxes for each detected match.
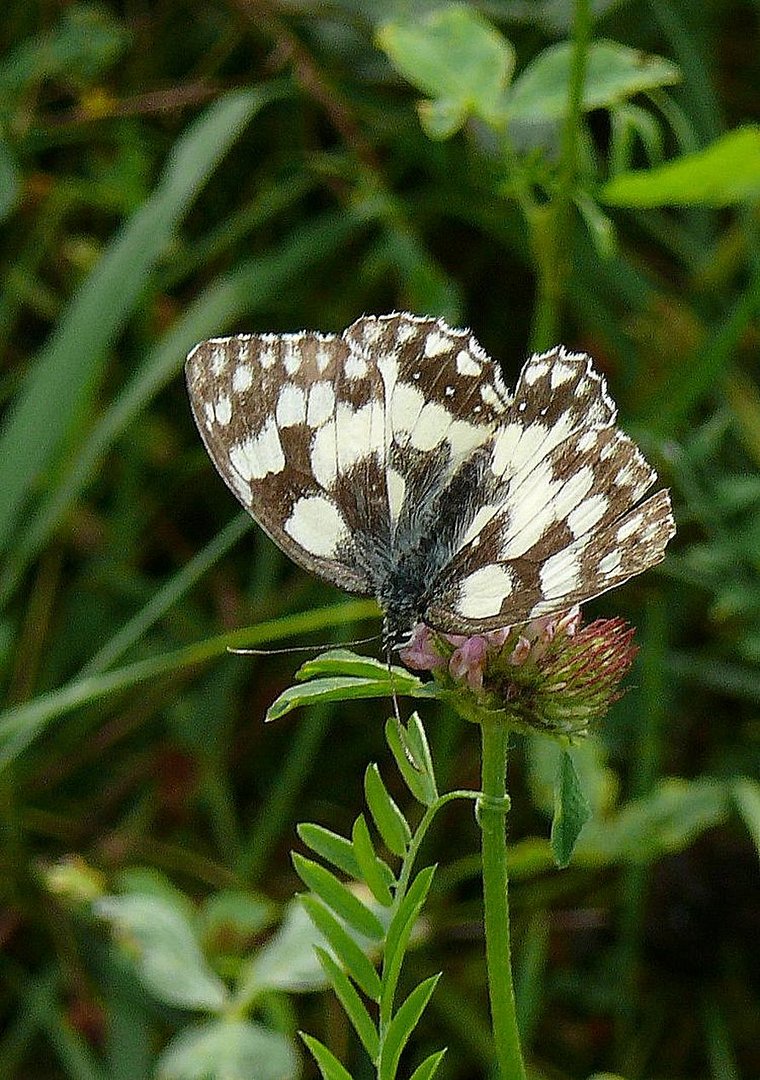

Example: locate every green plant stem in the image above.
[479,719,527,1080]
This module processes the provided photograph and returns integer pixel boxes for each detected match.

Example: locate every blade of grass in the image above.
[0,598,379,771]
[0,209,363,606]
[0,85,280,557]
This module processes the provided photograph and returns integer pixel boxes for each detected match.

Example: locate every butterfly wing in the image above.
[424,348,676,632]
[186,330,381,594]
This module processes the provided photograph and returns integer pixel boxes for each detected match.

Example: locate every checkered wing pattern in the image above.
[186,314,675,636]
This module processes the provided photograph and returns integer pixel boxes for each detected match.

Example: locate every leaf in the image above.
[315,947,379,1061]
[266,672,422,722]
[364,764,411,858]
[508,40,680,122]
[299,895,381,1001]
[382,866,436,1018]
[299,1033,355,1080]
[199,890,275,951]
[732,778,760,861]
[408,1049,447,1080]
[377,6,515,137]
[292,853,385,941]
[550,750,591,868]
[296,649,408,682]
[95,894,228,1011]
[298,823,361,880]
[385,715,438,807]
[351,815,395,907]
[379,974,441,1080]
[0,88,273,560]
[601,125,760,207]
[157,1018,298,1080]
[235,897,331,1003]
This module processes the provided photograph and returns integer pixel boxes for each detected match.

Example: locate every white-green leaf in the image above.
[508,40,680,122]
[157,1018,298,1080]
[377,6,515,136]
[601,125,760,207]
[296,649,407,682]
[235,897,330,1002]
[95,894,228,1011]
[550,750,591,868]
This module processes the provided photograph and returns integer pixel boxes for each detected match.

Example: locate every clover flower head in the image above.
[399,606,637,738]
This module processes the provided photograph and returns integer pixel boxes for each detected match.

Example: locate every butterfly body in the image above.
[186,313,675,642]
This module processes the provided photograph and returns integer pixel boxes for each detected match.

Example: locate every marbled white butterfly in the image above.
[186,313,675,645]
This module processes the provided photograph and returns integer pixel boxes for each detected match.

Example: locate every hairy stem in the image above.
[479,719,527,1080]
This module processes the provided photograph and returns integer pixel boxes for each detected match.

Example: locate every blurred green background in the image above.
[0,2,758,1078]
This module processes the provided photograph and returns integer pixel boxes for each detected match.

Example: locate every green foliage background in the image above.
[0,1,758,1078]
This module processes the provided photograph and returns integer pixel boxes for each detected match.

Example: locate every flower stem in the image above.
[479,718,527,1080]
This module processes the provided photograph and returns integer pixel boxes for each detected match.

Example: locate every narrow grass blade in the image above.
[0,88,274,557]
[408,1049,447,1080]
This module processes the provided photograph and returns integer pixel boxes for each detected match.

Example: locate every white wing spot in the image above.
[539,547,582,599]
[311,420,337,488]
[387,468,406,522]
[567,492,608,538]
[307,382,336,428]
[445,385,455,397]
[203,402,214,429]
[232,364,253,393]
[260,346,276,370]
[345,351,367,379]
[276,383,307,428]
[524,360,549,385]
[456,350,482,376]
[424,330,451,357]
[284,496,347,558]
[457,564,515,619]
[215,396,232,426]
[230,417,285,480]
[282,341,302,375]
[211,346,227,376]
[550,361,575,387]
[599,549,622,576]
[617,513,643,541]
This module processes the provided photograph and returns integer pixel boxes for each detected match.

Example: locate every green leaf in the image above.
[296,649,405,682]
[299,1033,355,1080]
[0,88,275,560]
[364,764,412,858]
[601,125,760,207]
[266,671,422,722]
[379,974,441,1080]
[292,853,385,941]
[732,778,760,860]
[352,815,395,907]
[377,6,515,137]
[382,865,436,1018]
[157,1018,298,1080]
[508,40,680,122]
[96,894,228,1011]
[299,895,381,1001]
[550,750,591,868]
[385,715,438,807]
[298,823,361,880]
[408,1049,447,1080]
[315,947,379,1061]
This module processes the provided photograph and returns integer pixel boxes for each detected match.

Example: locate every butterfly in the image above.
[185,312,675,647]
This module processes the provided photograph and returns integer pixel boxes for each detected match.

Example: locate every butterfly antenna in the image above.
[229,634,381,657]
[384,624,403,726]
